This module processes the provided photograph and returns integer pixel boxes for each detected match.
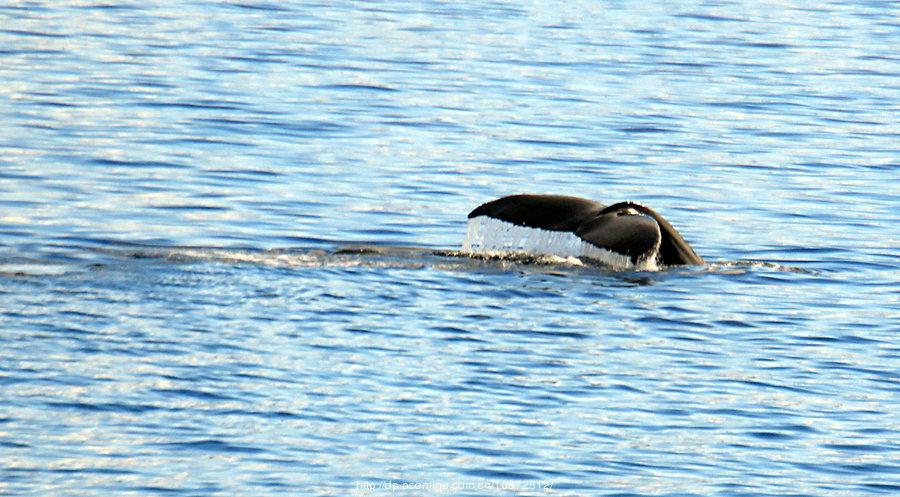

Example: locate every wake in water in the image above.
[93,243,601,272]
[0,238,812,279]
[0,233,811,278]
[81,242,810,276]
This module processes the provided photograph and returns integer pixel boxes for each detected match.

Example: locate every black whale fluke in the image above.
[468,194,704,266]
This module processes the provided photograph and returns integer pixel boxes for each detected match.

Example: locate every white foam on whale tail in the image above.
[462,216,659,271]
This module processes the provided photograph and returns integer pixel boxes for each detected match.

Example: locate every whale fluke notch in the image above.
[466,194,704,267]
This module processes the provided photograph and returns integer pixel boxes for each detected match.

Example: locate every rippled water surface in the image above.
[1,1,898,496]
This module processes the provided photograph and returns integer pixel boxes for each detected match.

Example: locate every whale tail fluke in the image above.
[465,194,704,268]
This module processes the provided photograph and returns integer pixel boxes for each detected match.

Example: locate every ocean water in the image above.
[1,1,898,496]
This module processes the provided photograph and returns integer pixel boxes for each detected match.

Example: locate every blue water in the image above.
[1,1,898,496]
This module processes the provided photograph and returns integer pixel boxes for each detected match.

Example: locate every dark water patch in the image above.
[675,12,743,22]
[0,440,30,448]
[76,3,141,11]
[0,171,43,181]
[822,443,896,453]
[636,315,713,329]
[753,130,807,139]
[705,100,770,111]
[817,361,896,378]
[794,461,900,477]
[862,483,900,494]
[22,466,140,476]
[150,388,236,402]
[126,486,185,495]
[154,439,265,454]
[746,431,797,441]
[227,2,293,12]
[87,158,190,170]
[196,117,349,136]
[382,119,465,130]
[151,204,231,212]
[1,28,68,38]
[713,319,755,328]
[461,468,539,480]
[45,401,162,414]
[512,138,595,148]
[27,100,79,109]
[727,379,821,395]
[757,423,820,436]
[746,42,795,50]
[448,445,533,458]
[213,408,324,421]
[319,83,398,92]
[139,100,246,111]
[0,47,68,56]
[611,383,646,394]
[59,309,109,320]
[221,54,285,65]
[504,120,592,131]
[618,126,676,134]
[153,136,256,147]
[659,60,713,69]
[796,335,848,344]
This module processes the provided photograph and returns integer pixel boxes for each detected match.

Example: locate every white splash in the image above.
[160,248,328,267]
[462,216,659,271]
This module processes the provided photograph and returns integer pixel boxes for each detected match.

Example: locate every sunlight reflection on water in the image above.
[1,1,898,496]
